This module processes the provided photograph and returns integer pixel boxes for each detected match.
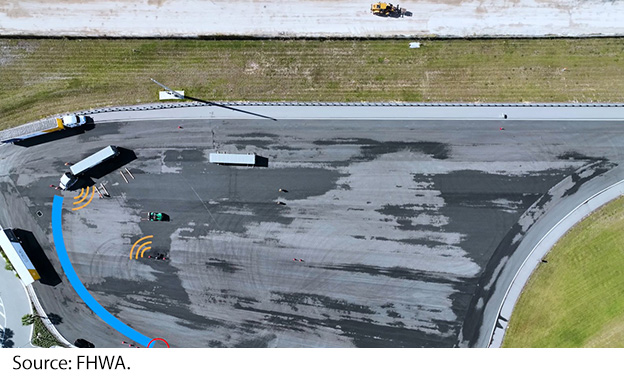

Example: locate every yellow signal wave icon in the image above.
[130,235,153,260]
[72,186,95,211]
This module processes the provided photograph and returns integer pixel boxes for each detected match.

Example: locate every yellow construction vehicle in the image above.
[371,2,410,17]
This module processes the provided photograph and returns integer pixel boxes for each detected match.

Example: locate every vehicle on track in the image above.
[59,145,120,190]
[370,2,411,17]
[148,212,164,221]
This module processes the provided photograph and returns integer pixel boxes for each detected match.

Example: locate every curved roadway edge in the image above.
[51,196,153,347]
[25,285,73,348]
[478,165,624,348]
[487,178,624,347]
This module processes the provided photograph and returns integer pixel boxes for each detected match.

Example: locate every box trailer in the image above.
[0,227,40,286]
[59,145,119,190]
[209,152,257,166]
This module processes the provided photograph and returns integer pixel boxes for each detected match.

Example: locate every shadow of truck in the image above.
[13,120,95,148]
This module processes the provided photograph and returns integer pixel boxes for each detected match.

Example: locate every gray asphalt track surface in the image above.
[1,116,623,347]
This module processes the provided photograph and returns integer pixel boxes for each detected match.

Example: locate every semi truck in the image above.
[0,114,88,144]
[59,145,119,190]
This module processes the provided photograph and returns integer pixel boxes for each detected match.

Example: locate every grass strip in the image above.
[0,249,14,271]
[1,38,624,130]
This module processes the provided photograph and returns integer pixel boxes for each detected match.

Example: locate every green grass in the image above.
[31,315,63,348]
[1,38,624,130]
[1,249,15,271]
[503,196,624,348]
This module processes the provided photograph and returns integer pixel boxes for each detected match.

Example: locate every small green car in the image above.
[148,212,164,221]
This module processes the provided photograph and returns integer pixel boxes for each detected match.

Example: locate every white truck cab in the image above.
[61,114,87,128]
[58,145,119,190]
[59,172,79,190]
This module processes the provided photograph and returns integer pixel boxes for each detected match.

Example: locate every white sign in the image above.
[159,90,185,100]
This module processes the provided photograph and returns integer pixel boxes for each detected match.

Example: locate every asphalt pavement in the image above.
[1,106,623,347]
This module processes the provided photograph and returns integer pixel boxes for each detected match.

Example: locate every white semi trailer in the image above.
[0,227,40,286]
[1,114,88,144]
[209,152,257,166]
[59,145,119,190]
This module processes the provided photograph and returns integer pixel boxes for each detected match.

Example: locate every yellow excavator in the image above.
[371,2,410,17]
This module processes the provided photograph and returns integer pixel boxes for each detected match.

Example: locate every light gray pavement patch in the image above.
[1,0,623,38]
[0,260,34,348]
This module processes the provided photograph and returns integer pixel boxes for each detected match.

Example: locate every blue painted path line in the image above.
[52,195,152,347]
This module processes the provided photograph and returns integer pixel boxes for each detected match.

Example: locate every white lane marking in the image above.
[0,295,5,348]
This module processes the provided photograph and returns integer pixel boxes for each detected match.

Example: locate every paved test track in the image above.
[0,107,623,347]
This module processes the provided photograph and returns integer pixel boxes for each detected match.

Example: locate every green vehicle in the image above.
[148,212,164,221]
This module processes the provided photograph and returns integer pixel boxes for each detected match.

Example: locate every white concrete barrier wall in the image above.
[82,103,624,123]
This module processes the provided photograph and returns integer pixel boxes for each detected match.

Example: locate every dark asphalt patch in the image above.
[454,162,618,346]
[270,292,376,315]
[86,268,224,330]
[128,165,343,236]
[206,258,242,274]
[233,333,277,348]
[420,168,578,346]
[231,139,274,150]
[557,151,603,161]
[227,132,281,139]
[562,161,617,197]
[316,263,463,285]
[232,303,454,347]
[314,138,451,161]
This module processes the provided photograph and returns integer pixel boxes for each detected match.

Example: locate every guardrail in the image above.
[76,101,624,117]
[3,102,623,143]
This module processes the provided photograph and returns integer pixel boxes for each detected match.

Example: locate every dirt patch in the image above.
[0,40,37,66]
